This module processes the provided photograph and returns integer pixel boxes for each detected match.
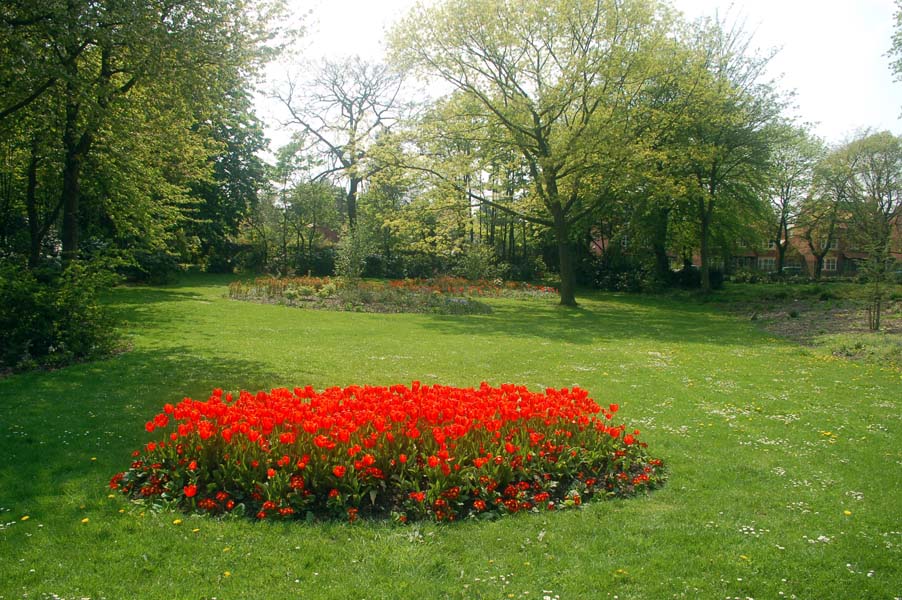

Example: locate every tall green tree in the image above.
[0,0,281,262]
[390,0,677,305]
[840,131,902,329]
[800,149,848,280]
[664,19,782,291]
[767,123,825,273]
[186,91,268,272]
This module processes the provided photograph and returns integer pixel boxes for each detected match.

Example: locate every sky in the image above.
[260,0,902,149]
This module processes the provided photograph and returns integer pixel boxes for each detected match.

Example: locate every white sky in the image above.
[259,0,902,149]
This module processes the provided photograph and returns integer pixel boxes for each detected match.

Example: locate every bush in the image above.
[122,249,182,284]
[730,269,762,284]
[294,247,336,277]
[111,383,666,522]
[334,228,372,280]
[0,260,118,370]
[453,244,506,281]
[362,253,406,279]
[593,262,653,292]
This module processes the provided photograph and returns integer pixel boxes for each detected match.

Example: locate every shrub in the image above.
[111,383,666,522]
[334,228,372,280]
[122,249,182,284]
[453,244,506,281]
[0,260,118,370]
[730,269,762,284]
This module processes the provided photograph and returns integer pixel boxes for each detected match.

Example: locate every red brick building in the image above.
[727,226,902,277]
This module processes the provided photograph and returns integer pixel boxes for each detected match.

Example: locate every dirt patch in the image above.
[726,297,902,345]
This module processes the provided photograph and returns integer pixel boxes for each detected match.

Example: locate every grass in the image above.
[1,274,900,598]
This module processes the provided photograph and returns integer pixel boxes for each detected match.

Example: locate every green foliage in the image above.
[390,0,683,305]
[334,227,373,280]
[0,260,118,370]
[121,249,184,284]
[452,244,505,281]
[0,0,283,265]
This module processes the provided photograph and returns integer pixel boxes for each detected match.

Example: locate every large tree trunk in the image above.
[699,215,711,292]
[60,91,91,263]
[26,137,41,268]
[552,205,577,306]
[775,218,788,273]
[60,144,83,262]
[698,190,715,293]
[651,206,671,281]
[347,176,359,229]
[776,242,787,274]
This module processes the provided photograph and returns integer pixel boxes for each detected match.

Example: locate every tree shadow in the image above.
[423,292,760,347]
[0,346,281,508]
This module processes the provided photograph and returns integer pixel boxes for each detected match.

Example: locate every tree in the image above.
[0,0,280,262]
[390,0,677,305]
[186,91,268,272]
[663,19,781,291]
[275,56,406,230]
[841,131,902,329]
[767,123,824,273]
[800,149,848,280]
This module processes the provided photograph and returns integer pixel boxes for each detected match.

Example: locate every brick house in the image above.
[591,219,901,278]
[727,225,902,277]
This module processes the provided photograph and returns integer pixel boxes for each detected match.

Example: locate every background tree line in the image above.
[2,0,901,368]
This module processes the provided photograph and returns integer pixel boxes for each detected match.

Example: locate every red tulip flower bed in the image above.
[111,383,665,523]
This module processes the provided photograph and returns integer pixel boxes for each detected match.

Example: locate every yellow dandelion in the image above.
[107,494,115,499]
[91,457,97,461]
[192,528,200,533]
[118,509,125,514]
[223,571,231,578]
[20,515,29,521]
[172,519,183,525]
[223,546,231,552]
[740,555,749,560]
[81,518,89,524]
[844,510,852,516]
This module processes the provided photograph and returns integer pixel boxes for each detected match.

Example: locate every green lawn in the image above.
[1,275,900,599]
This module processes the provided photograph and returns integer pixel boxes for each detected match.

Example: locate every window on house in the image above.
[758,257,775,272]
[822,257,837,272]
[821,238,838,250]
[733,256,753,269]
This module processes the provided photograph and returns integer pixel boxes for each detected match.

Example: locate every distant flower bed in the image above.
[111,383,665,523]
[227,276,556,314]
[387,276,557,298]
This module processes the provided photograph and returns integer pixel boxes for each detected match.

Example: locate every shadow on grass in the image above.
[424,292,755,347]
[0,346,281,508]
